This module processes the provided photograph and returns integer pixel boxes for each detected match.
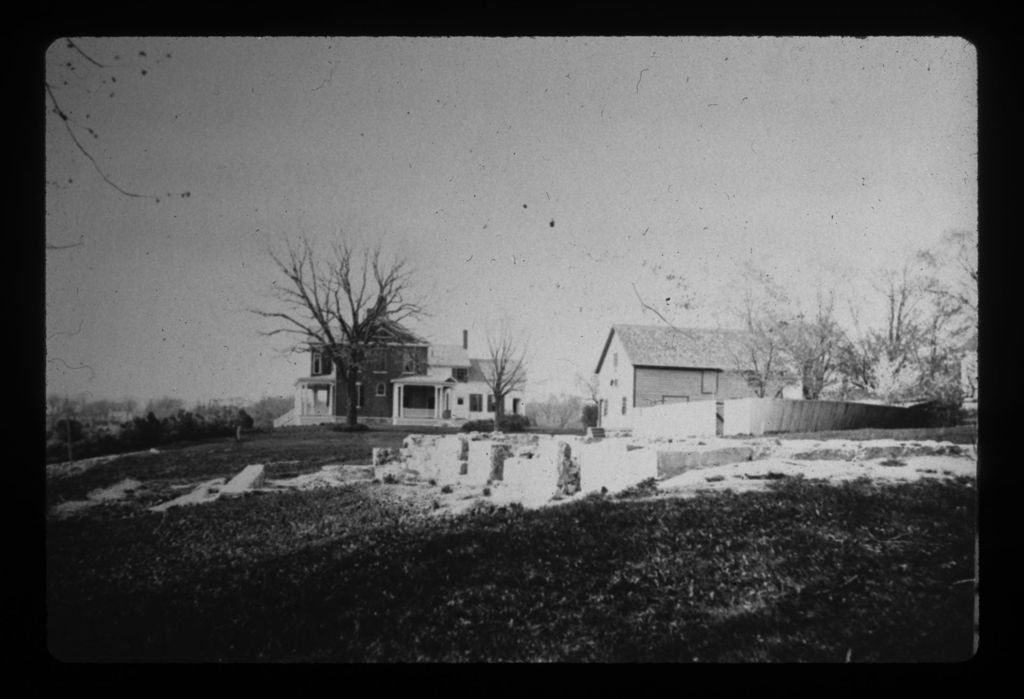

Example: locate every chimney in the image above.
[462,329,468,350]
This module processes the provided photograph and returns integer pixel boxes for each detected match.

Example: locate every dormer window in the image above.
[453,367,469,382]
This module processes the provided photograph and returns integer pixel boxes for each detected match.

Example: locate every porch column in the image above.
[393,384,401,419]
[435,386,441,418]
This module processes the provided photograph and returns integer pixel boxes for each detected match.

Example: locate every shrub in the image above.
[499,414,531,432]
[440,484,453,494]
[460,415,532,433]
[616,477,659,499]
[581,403,599,428]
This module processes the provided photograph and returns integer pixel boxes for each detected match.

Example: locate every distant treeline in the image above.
[45,395,293,463]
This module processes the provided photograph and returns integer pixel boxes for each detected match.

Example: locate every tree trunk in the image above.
[493,395,505,431]
[346,365,359,426]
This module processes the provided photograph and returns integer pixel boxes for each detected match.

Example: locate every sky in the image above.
[44,36,977,405]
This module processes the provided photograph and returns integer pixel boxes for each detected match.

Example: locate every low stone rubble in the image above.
[126,433,974,516]
[372,432,976,509]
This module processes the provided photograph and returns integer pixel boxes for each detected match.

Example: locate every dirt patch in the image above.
[656,453,975,499]
[50,477,147,517]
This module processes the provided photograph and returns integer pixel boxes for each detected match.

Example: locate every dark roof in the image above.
[467,358,526,385]
[595,324,751,373]
[467,358,494,383]
[309,322,427,352]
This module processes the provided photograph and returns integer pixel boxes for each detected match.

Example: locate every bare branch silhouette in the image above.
[46,41,192,206]
[47,357,96,381]
[253,235,426,426]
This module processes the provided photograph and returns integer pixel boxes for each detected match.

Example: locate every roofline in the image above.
[594,327,618,375]
[631,364,728,371]
[309,341,430,350]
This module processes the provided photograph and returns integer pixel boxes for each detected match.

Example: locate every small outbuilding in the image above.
[594,324,801,429]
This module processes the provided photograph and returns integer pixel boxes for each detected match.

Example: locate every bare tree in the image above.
[917,229,978,345]
[482,323,528,430]
[777,288,846,399]
[527,394,582,429]
[575,371,601,408]
[731,263,795,398]
[253,236,425,426]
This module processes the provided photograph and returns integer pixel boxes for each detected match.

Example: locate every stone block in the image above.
[578,441,657,495]
[656,446,754,479]
[219,464,266,497]
[857,442,906,460]
[790,444,858,461]
[490,442,513,481]
[372,447,401,467]
[556,441,580,496]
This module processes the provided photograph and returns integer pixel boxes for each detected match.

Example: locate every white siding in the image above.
[453,381,525,421]
[596,331,636,429]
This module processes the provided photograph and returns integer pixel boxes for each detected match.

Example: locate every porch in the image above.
[392,375,458,424]
[277,379,336,426]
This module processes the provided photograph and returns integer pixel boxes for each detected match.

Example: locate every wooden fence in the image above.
[721,398,930,436]
[632,400,718,439]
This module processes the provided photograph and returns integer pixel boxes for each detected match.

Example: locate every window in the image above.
[701,370,718,394]
[371,350,386,373]
[621,397,627,415]
[376,382,386,397]
[469,394,483,412]
[402,351,415,374]
[453,367,469,382]
[457,397,464,406]
[312,351,332,376]
[487,394,496,412]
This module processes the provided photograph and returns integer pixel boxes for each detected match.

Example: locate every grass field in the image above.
[45,426,977,663]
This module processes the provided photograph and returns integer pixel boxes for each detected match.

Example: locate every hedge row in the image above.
[46,409,250,463]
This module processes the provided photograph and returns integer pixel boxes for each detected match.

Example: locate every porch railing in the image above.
[400,408,435,419]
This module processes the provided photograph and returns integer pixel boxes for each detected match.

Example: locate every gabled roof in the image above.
[468,358,494,383]
[307,321,428,351]
[467,358,526,386]
[428,344,471,367]
[595,324,751,373]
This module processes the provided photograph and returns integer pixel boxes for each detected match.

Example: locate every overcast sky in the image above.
[45,36,977,405]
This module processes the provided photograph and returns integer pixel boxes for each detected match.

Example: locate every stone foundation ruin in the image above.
[371,431,973,505]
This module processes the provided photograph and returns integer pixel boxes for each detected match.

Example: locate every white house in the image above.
[594,324,802,429]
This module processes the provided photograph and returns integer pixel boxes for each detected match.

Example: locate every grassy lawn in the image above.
[46,427,977,662]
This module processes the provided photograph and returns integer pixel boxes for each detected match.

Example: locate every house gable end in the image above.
[594,327,619,375]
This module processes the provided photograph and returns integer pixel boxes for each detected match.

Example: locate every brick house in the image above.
[275,330,525,427]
